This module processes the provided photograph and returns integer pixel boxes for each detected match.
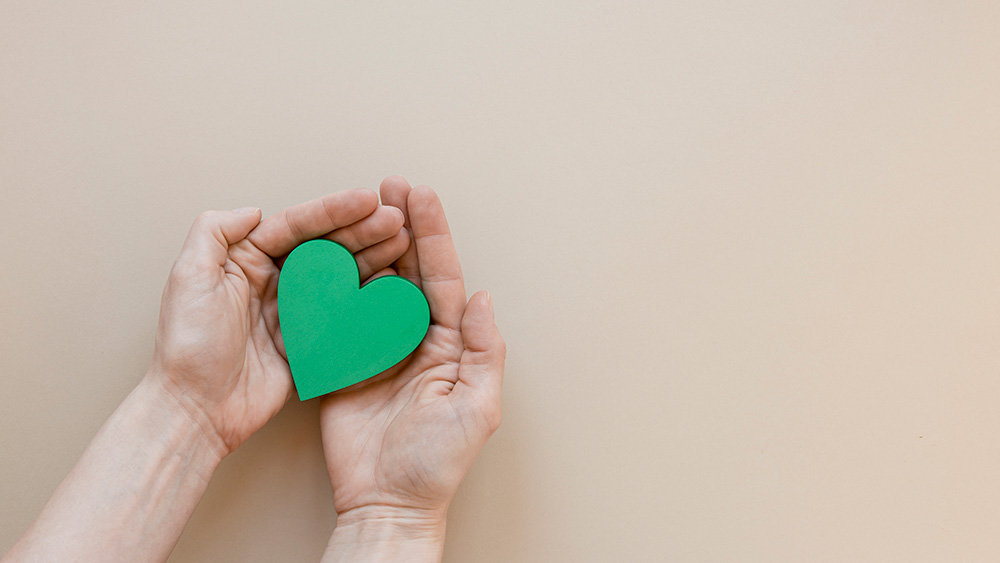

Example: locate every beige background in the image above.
[2,1,1000,561]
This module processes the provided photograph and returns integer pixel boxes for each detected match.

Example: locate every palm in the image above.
[202,249,291,444]
[321,325,486,512]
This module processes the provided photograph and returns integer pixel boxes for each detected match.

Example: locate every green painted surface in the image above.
[277,239,430,400]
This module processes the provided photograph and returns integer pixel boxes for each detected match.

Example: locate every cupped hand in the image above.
[147,189,411,456]
[319,177,507,528]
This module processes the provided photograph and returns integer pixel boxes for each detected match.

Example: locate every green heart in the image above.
[277,239,430,400]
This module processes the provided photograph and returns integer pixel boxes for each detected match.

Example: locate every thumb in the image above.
[180,207,262,268]
[452,291,506,429]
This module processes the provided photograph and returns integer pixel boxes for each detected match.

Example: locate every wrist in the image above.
[134,371,229,466]
[323,505,447,563]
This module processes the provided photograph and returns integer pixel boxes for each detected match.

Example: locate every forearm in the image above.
[3,374,224,563]
[321,506,447,563]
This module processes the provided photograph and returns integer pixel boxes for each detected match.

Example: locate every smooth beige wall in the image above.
[3,2,1000,561]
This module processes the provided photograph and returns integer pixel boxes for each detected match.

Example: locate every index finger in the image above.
[246,188,379,257]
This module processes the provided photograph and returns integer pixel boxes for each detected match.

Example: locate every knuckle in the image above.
[194,210,225,229]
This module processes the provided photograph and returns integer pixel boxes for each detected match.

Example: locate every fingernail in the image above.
[232,207,259,214]
[486,291,494,317]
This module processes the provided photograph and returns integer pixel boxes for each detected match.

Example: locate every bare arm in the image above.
[3,377,222,562]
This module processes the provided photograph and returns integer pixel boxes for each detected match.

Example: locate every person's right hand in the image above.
[319,177,506,561]
[147,189,411,457]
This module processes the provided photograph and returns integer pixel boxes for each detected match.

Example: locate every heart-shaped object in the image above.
[277,239,430,400]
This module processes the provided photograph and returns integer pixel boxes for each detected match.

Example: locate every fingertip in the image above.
[349,187,380,212]
[470,291,494,327]
[471,289,491,312]
[380,176,413,216]
[379,176,410,200]
[368,204,405,231]
[454,289,506,416]
[381,174,410,188]
[461,290,499,350]
[408,184,438,208]
[407,186,447,231]
[475,290,505,354]
[232,207,263,231]
[386,204,405,228]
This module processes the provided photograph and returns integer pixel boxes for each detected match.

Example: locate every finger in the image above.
[408,185,466,330]
[452,291,505,432]
[323,205,404,253]
[246,188,378,258]
[354,229,410,282]
[179,208,262,270]
[379,176,420,285]
[272,223,409,277]
[364,267,398,283]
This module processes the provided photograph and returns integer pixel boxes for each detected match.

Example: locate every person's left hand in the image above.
[147,190,411,457]
[318,179,506,561]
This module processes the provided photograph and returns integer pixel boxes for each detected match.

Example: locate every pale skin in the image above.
[2,177,504,562]
[320,177,506,561]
